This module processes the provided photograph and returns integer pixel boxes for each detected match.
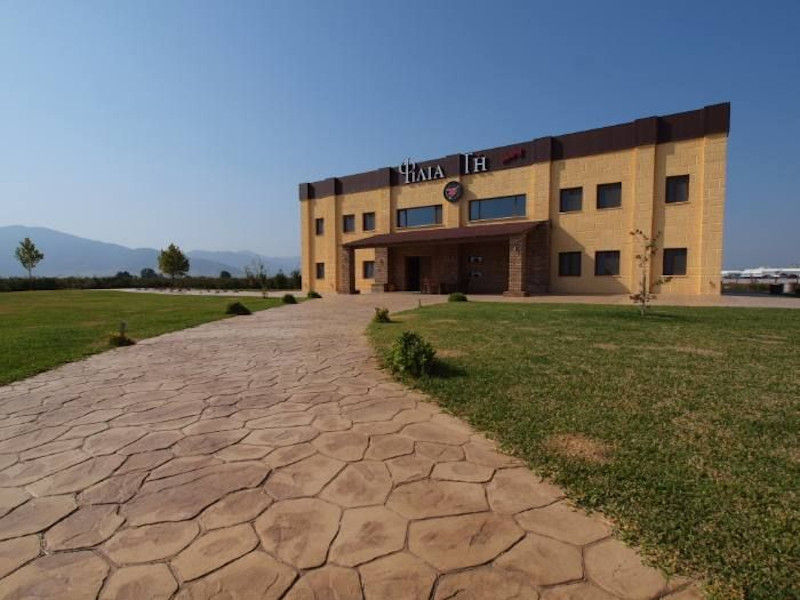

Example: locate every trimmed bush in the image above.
[448,292,468,302]
[282,293,297,304]
[225,301,251,315]
[307,290,322,299]
[388,331,436,377]
[373,307,391,323]
[108,333,135,347]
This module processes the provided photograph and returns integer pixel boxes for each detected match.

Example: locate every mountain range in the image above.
[0,226,299,277]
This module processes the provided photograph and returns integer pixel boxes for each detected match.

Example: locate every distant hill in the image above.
[0,226,299,277]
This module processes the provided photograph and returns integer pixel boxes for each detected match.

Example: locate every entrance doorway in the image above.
[406,256,421,291]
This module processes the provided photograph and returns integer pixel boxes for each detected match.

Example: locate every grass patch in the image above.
[0,290,283,385]
[368,302,800,600]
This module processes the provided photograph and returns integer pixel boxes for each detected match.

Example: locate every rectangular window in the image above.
[559,187,583,212]
[663,248,687,275]
[362,212,375,231]
[595,250,620,276]
[558,252,581,276]
[315,218,324,236]
[315,263,325,279]
[363,260,375,279]
[666,175,690,204]
[597,183,622,209]
[343,214,355,233]
[469,195,526,221]
[396,205,442,228]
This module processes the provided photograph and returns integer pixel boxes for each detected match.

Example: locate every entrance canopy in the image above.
[344,220,546,249]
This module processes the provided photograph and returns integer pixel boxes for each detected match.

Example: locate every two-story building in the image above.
[299,103,729,297]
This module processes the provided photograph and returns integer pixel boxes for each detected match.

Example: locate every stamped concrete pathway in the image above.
[0,294,700,600]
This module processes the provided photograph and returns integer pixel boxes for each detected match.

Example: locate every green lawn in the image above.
[0,290,284,385]
[369,302,799,600]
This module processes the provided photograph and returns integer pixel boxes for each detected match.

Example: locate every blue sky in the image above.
[1,1,798,267]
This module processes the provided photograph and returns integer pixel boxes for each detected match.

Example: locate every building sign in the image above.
[399,153,489,184]
[443,181,463,203]
[399,158,445,184]
[501,147,526,164]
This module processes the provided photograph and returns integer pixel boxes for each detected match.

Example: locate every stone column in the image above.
[371,246,388,293]
[504,233,528,296]
[337,246,356,294]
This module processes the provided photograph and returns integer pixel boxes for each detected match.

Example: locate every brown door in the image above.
[406,257,421,291]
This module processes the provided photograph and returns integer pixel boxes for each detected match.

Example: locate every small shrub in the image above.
[225,301,251,315]
[388,331,436,377]
[282,293,297,304]
[448,292,468,302]
[307,290,322,299]
[109,321,135,347]
[373,307,391,323]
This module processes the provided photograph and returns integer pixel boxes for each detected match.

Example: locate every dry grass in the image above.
[546,433,613,464]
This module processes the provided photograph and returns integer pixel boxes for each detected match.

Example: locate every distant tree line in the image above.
[0,270,301,293]
[5,238,301,293]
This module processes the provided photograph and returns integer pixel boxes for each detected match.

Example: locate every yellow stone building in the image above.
[299,103,729,297]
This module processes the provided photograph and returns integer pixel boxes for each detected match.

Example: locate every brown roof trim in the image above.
[345,220,547,249]
[300,102,730,200]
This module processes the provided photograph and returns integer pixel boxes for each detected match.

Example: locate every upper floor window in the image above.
[559,187,583,212]
[666,175,690,204]
[397,205,442,228]
[363,212,376,231]
[469,195,526,221]
[315,262,325,279]
[663,248,687,275]
[595,250,620,275]
[315,218,324,236]
[343,214,355,233]
[363,260,375,279]
[558,251,581,276]
[597,183,622,209]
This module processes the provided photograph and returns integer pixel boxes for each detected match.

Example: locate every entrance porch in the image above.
[340,221,550,296]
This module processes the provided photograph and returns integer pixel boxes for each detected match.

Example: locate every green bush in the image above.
[282,293,297,304]
[373,307,391,323]
[448,292,468,302]
[108,333,135,347]
[388,331,436,377]
[307,290,322,299]
[225,301,251,315]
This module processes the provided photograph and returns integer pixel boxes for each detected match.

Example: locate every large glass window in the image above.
[559,187,583,212]
[597,183,622,209]
[595,250,620,275]
[559,252,581,276]
[342,214,355,233]
[362,212,375,231]
[666,175,690,204]
[397,205,442,228]
[663,248,687,275]
[469,195,526,221]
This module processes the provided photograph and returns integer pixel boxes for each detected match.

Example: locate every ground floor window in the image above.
[362,260,375,279]
[397,205,442,228]
[469,194,526,221]
[595,250,620,275]
[559,251,581,276]
[315,262,325,279]
[663,248,687,275]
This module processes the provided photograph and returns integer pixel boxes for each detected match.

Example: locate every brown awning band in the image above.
[345,220,547,249]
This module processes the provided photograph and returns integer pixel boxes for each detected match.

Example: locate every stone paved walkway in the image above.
[0,294,700,599]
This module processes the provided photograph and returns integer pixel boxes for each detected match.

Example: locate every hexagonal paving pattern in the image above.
[0,293,688,598]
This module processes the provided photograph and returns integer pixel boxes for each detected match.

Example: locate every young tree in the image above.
[158,243,190,286]
[14,237,44,288]
[630,229,670,316]
[244,259,269,298]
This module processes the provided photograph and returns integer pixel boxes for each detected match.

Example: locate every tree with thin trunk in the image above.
[14,237,44,289]
[630,229,670,316]
[158,243,190,287]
